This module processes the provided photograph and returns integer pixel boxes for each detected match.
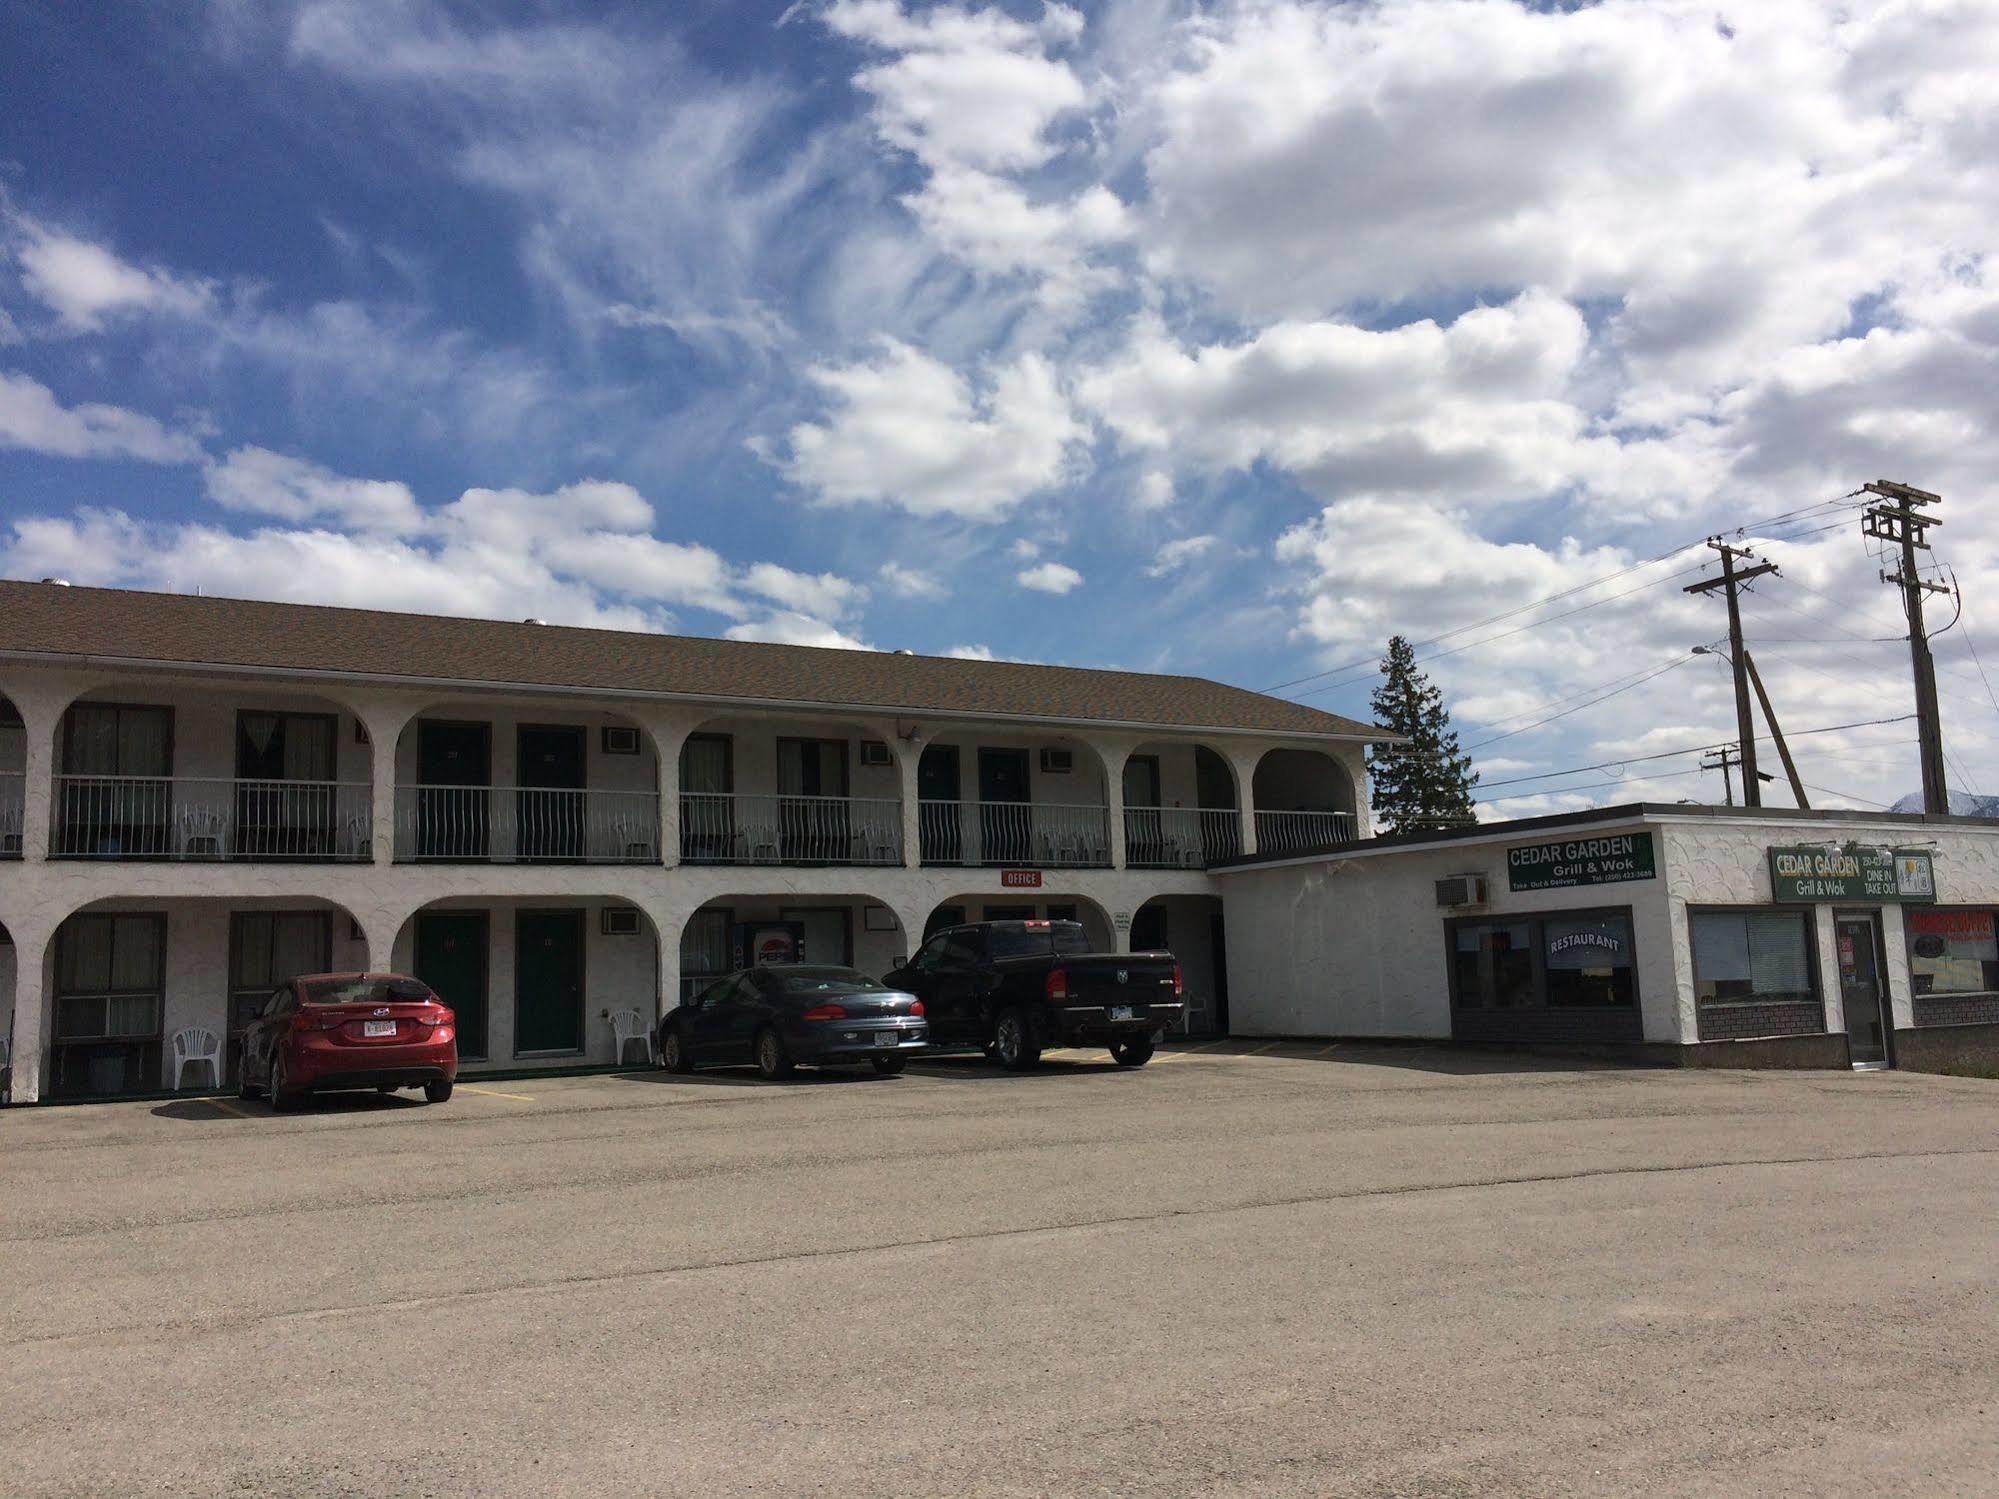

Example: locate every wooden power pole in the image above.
[1700,744,1742,806]
[1686,540,1779,807]
[1743,650,1810,809]
[1863,480,1951,814]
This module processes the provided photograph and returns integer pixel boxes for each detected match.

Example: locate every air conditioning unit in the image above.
[601,725,641,756]
[601,907,642,937]
[1434,875,1490,909]
[859,739,893,767]
[1039,748,1074,774]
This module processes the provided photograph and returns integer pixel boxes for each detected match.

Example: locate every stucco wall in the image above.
[64,685,374,786]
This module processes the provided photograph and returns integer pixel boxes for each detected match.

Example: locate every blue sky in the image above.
[4,0,1998,816]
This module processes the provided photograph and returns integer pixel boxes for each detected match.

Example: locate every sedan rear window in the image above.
[777,969,886,994]
[300,977,435,1005]
[989,922,1093,959]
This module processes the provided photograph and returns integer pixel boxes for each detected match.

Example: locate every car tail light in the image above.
[432,1025,455,1044]
[291,1010,338,1032]
[1045,969,1069,1002]
[909,999,925,1018]
[1173,964,1184,997]
[801,1003,848,1021]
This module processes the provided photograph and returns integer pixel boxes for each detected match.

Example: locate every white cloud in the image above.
[0,372,203,464]
[1017,560,1082,594]
[14,227,214,330]
[1146,535,1219,577]
[204,446,421,533]
[945,642,997,660]
[740,562,869,619]
[774,339,1084,516]
[724,610,872,650]
[878,560,946,600]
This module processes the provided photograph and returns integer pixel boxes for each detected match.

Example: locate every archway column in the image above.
[5,915,55,1104]
[1225,746,1263,858]
[3,671,101,864]
[871,718,925,871]
[632,707,710,870]
[1085,735,1139,871]
[354,694,425,866]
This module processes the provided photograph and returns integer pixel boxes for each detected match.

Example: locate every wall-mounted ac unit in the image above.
[1039,748,1074,774]
[601,907,642,937]
[1434,875,1490,909]
[859,740,893,767]
[601,725,641,756]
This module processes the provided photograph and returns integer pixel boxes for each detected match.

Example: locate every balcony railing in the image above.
[0,771,22,857]
[51,776,372,861]
[919,799,1111,868]
[396,785,661,863]
[680,792,902,866]
[1123,806,1242,869]
[1254,808,1356,856]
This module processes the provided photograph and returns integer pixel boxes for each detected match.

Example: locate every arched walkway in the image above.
[392,896,665,1066]
[1135,894,1229,1036]
[1252,748,1359,855]
[917,730,1110,869]
[677,712,909,868]
[920,893,1116,952]
[677,895,910,1007]
[1122,741,1242,867]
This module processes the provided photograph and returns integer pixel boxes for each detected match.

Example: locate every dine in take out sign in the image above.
[1768,845,1936,902]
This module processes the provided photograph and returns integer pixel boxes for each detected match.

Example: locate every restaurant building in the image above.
[1217,804,1999,1072]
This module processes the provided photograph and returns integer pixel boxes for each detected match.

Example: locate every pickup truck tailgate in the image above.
[1057,955,1179,1005]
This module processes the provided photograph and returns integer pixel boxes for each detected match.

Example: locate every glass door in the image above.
[1835,912,1891,1067]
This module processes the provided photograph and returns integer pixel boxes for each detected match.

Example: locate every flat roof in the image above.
[0,578,1388,742]
[1216,801,1999,873]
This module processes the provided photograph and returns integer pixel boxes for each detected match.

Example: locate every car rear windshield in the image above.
[989,923,1093,959]
[777,969,886,994]
[301,977,435,1005]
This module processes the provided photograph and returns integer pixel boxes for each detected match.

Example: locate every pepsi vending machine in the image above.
[732,920,807,971]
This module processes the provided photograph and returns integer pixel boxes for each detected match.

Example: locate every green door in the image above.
[515,910,584,1054]
[414,909,490,1060]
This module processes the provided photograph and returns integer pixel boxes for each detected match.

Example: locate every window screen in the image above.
[1691,910,1815,1004]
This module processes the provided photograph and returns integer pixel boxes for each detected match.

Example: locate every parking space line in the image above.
[459,1084,537,1103]
[1315,1042,1341,1056]
[204,1096,252,1119]
[1244,1042,1278,1056]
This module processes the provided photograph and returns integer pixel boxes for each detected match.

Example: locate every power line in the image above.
[1469,713,1919,792]
[1465,655,1696,750]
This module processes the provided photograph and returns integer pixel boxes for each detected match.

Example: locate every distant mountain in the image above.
[1889,791,1999,817]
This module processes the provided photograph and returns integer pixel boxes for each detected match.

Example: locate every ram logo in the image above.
[1116,968,1128,985]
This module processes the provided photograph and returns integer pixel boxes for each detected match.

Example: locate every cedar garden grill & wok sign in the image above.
[1768,846,1935,903]
[1507,832,1656,892]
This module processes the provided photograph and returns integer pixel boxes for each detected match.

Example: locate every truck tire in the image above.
[1110,1037,1155,1068]
[992,1007,1041,1071]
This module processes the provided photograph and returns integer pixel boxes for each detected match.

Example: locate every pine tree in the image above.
[1367,636,1478,833]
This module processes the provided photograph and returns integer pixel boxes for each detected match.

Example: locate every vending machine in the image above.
[732,920,807,971]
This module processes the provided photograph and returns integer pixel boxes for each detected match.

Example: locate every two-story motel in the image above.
[0,579,1379,1103]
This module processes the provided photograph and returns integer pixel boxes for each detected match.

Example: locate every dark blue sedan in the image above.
[656,965,928,1079]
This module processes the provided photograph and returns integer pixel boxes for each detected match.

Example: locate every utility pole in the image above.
[1700,745,1742,806]
[1743,650,1809,809]
[1685,539,1779,807]
[1863,480,1951,815]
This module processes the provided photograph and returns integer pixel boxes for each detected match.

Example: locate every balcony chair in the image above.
[0,801,21,856]
[608,1008,655,1067]
[611,815,657,863]
[854,823,900,865]
[176,805,231,860]
[168,1027,223,1090]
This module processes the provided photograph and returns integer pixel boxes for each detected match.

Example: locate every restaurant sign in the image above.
[1506,831,1656,892]
[1768,846,1936,903]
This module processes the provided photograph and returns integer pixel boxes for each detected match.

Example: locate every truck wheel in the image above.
[993,1008,1041,1072]
[756,1027,796,1080]
[1110,1037,1155,1068]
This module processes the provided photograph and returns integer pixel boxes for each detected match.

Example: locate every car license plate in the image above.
[874,1032,899,1048]
[363,1020,397,1038]
[1109,1005,1134,1022]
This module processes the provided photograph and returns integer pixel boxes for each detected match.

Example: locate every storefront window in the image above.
[1543,914,1636,1007]
[1452,912,1633,1009]
[1689,910,1815,1004]
[1906,909,1999,996]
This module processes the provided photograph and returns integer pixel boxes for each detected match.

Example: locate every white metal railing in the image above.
[679,792,902,866]
[1123,806,1242,869]
[1254,808,1356,856]
[50,776,372,861]
[918,799,1111,868]
[396,785,661,863]
[0,771,22,857]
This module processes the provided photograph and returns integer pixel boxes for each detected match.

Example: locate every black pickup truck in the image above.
[885,919,1183,1070]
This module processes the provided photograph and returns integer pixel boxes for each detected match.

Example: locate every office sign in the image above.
[1769,846,1935,903]
[999,868,1042,889]
[1506,832,1656,891]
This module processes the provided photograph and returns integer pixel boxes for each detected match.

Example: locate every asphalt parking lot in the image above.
[4,1041,1998,1498]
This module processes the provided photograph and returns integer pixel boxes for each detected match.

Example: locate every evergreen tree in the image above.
[1367,635,1478,833]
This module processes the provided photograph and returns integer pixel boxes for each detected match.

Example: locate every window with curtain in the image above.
[1905,909,1999,996]
[680,735,732,793]
[777,739,848,798]
[227,912,330,1074]
[1690,910,1816,1004]
[236,712,334,781]
[60,704,172,776]
[53,914,165,1042]
[681,908,731,976]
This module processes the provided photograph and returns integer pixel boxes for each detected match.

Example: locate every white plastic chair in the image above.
[609,1008,655,1066]
[168,1027,223,1090]
[177,806,230,859]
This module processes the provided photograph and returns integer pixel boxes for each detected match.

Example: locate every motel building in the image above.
[5,579,1997,1107]
[0,579,1377,1104]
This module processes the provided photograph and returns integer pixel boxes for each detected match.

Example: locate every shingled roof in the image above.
[0,579,1385,741]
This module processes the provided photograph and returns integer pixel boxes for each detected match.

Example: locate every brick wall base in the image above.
[1451,1006,1643,1047]
[1894,1022,1999,1076]
[1912,994,1999,1028]
[1696,1000,1825,1042]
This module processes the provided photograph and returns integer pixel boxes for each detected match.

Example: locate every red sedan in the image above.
[240,973,457,1110]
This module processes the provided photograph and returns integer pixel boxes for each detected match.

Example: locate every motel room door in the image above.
[415,909,490,1062]
[515,910,585,1055]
